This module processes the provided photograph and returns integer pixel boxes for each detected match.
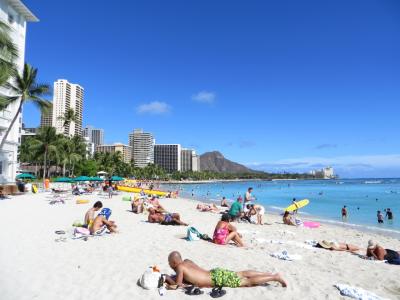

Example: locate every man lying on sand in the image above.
[366,240,400,264]
[89,208,118,234]
[317,240,360,252]
[84,201,103,227]
[166,251,287,289]
[148,208,188,226]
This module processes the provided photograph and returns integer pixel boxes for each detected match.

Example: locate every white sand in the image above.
[1,192,399,300]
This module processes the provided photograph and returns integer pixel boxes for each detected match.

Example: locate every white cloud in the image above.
[192,91,216,104]
[136,101,171,115]
[246,154,400,178]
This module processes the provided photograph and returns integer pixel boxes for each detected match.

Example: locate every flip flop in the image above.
[210,287,226,298]
[55,230,66,235]
[185,286,204,296]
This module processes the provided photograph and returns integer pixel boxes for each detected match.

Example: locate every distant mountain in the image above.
[200,151,255,173]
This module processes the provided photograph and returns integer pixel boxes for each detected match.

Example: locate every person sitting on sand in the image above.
[245,204,265,225]
[196,203,219,213]
[213,214,244,247]
[131,197,144,214]
[228,196,244,221]
[89,208,118,234]
[221,197,229,208]
[165,251,287,289]
[147,196,165,212]
[84,201,103,227]
[366,240,400,264]
[283,211,296,226]
[148,208,188,226]
[316,240,360,252]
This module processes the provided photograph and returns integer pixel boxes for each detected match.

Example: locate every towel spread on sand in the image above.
[270,250,302,261]
[334,284,389,300]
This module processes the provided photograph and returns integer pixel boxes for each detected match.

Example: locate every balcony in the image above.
[0,110,12,129]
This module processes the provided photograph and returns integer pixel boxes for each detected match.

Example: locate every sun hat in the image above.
[318,240,334,249]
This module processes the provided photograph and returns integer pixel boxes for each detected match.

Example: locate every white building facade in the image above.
[52,79,84,136]
[129,129,154,168]
[154,144,181,173]
[0,0,38,184]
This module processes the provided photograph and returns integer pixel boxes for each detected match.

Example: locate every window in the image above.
[0,161,3,174]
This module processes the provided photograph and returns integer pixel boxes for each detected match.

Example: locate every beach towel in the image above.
[270,250,302,261]
[334,284,389,300]
[186,227,201,241]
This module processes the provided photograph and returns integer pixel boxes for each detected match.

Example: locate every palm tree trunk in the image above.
[43,147,47,187]
[63,163,66,176]
[0,97,23,150]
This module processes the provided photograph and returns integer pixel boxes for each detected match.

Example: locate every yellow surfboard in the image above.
[285,199,309,212]
[117,185,168,197]
[32,184,38,193]
[76,199,90,204]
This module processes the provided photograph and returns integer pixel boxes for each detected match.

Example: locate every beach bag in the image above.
[186,226,201,241]
[140,266,163,289]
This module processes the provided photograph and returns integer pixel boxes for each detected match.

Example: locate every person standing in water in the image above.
[385,208,394,224]
[377,210,384,224]
[341,205,348,221]
[244,187,255,209]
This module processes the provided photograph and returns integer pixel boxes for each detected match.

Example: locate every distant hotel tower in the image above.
[181,149,200,172]
[129,129,154,168]
[154,144,182,173]
[83,125,104,146]
[52,79,84,136]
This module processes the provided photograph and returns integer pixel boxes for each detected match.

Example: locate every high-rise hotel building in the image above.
[181,149,200,172]
[129,129,154,168]
[154,144,181,173]
[0,0,38,184]
[52,79,84,136]
[83,125,104,146]
[96,143,132,164]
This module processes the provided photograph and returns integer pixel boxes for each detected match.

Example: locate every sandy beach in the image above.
[1,191,399,300]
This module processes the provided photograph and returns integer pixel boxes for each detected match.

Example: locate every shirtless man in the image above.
[90,208,118,234]
[148,208,188,226]
[166,251,287,289]
[84,201,103,227]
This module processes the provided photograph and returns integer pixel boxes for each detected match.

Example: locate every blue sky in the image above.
[22,0,400,178]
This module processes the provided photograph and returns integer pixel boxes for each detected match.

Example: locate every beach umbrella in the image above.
[74,176,90,181]
[110,176,124,181]
[89,176,104,182]
[54,177,75,183]
[16,173,36,180]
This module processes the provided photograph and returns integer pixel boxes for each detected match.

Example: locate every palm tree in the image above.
[0,63,51,150]
[30,127,58,182]
[58,107,76,130]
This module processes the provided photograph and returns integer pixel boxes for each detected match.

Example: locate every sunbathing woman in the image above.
[316,240,360,252]
[196,203,219,213]
[213,214,244,247]
[366,240,400,264]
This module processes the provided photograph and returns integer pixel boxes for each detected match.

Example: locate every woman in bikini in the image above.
[213,214,244,247]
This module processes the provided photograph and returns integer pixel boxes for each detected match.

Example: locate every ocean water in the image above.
[162,179,400,237]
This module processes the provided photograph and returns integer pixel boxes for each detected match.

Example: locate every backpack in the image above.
[186,226,201,241]
[139,266,163,289]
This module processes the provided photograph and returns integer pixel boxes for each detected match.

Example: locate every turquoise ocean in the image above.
[162,179,400,238]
